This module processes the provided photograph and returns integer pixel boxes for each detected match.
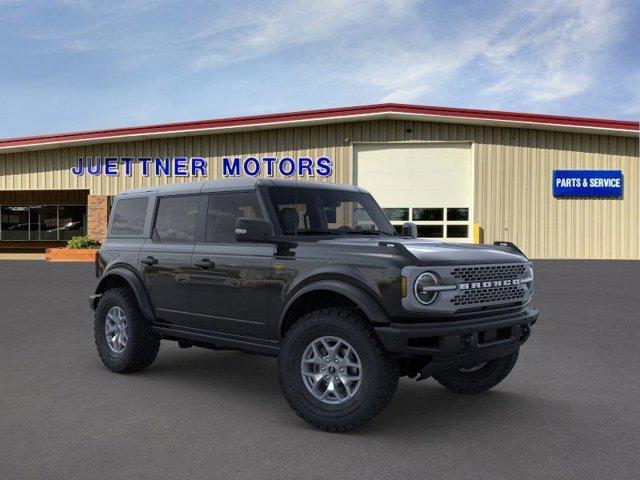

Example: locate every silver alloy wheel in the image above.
[300,336,362,405]
[458,362,488,373]
[105,306,128,354]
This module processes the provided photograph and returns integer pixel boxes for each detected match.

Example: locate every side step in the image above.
[153,324,280,356]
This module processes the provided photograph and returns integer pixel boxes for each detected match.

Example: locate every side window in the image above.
[154,195,200,243]
[206,192,262,243]
[110,197,148,236]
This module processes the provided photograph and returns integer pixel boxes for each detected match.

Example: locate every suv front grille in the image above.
[451,285,526,306]
[451,264,526,283]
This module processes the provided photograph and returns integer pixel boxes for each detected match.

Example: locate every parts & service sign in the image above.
[552,170,623,198]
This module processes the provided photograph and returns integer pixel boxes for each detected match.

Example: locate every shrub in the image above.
[66,236,101,249]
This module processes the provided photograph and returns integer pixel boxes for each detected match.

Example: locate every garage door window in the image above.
[382,207,470,239]
[382,208,409,222]
[413,208,443,221]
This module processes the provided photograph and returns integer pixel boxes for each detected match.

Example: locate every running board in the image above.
[153,324,280,356]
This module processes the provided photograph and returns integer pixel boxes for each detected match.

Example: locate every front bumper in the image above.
[375,307,538,379]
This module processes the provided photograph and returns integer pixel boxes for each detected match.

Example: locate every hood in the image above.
[315,236,528,266]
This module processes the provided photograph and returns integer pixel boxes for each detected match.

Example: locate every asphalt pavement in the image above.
[1,259,638,479]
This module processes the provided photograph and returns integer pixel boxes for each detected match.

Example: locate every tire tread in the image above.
[278,307,398,432]
[94,287,160,373]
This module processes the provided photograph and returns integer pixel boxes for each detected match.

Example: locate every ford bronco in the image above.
[91,179,538,431]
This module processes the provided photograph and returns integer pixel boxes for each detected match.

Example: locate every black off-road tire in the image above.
[278,308,399,432]
[433,350,519,394]
[94,287,160,373]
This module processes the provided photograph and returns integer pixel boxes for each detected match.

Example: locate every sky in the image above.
[1,0,639,138]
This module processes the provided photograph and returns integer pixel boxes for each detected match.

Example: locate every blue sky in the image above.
[1,0,638,138]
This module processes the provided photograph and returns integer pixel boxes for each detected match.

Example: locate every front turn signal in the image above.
[401,276,408,298]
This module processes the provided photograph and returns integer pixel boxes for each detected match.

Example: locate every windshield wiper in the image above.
[344,229,383,235]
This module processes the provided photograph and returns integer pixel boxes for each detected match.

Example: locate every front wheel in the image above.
[278,308,399,432]
[433,350,519,394]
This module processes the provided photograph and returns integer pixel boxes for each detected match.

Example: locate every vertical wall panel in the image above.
[0,122,637,258]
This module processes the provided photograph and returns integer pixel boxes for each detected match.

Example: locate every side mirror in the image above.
[235,218,274,243]
[401,221,418,239]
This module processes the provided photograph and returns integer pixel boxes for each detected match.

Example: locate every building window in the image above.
[30,206,58,240]
[383,208,409,221]
[0,205,86,241]
[1,207,30,240]
[58,206,87,240]
[447,225,468,238]
[413,208,443,221]
[383,206,471,241]
[417,225,444,238]
[447,208,469,221]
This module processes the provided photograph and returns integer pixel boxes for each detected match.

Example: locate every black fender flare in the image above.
[278,279,390,334]
[93,267,156,322]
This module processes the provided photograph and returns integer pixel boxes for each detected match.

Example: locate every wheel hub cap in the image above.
[105,306,128,354]
[300,336,362,405]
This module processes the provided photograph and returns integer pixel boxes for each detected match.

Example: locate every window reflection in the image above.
[1,207,30,240]
[0,205,86,241]
[58,206,86,240]
[30,206,58,240]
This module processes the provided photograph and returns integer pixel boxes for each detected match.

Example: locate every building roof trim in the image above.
[1,103,637,153]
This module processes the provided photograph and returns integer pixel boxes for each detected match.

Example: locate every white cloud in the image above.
[190,0,413,69]
[9,0,633,117]
[347,0,625,109]
[480,0,623,106]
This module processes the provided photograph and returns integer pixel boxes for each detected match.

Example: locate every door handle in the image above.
[141,256,158,266]
[194,258,215,269]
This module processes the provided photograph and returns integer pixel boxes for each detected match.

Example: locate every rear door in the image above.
[189,191,274,338]
[139,194,201,326]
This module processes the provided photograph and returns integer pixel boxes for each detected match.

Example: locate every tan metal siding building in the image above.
[0,104,638,259]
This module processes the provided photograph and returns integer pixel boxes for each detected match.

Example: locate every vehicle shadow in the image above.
[140,345,558,436]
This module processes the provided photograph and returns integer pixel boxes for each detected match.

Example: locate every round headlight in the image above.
[414,272,439,305]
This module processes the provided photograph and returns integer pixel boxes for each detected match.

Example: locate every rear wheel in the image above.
[94,287,160,373]
[278,308,399,432]
[433,350,519,394]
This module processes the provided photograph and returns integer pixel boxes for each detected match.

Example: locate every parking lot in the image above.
[0,260,638,479]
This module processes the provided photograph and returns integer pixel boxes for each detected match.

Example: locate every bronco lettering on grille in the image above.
[459,279,521,290]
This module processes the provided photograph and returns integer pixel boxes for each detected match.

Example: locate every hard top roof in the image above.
[116,178,362,197]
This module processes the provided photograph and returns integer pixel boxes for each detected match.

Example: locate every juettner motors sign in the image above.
[70,156,333,178]
[552,170,623,197]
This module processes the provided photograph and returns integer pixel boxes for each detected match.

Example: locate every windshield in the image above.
[267,186,396,236]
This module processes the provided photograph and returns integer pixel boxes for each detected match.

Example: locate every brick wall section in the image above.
[87,195,109,243]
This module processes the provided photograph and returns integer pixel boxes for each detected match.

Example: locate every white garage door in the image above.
[354,142,473,242]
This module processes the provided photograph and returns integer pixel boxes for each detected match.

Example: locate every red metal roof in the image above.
[0,103,637,151]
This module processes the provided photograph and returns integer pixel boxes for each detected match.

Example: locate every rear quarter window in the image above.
[153,195,200,243]
[110,197,149,236]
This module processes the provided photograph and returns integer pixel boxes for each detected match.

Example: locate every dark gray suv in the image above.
[91,178,538,431]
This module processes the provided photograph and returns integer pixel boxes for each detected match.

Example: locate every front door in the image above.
[189,191,274,339]
[139,194,201,326]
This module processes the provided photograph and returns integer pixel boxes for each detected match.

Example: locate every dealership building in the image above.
[0,103,637,259]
